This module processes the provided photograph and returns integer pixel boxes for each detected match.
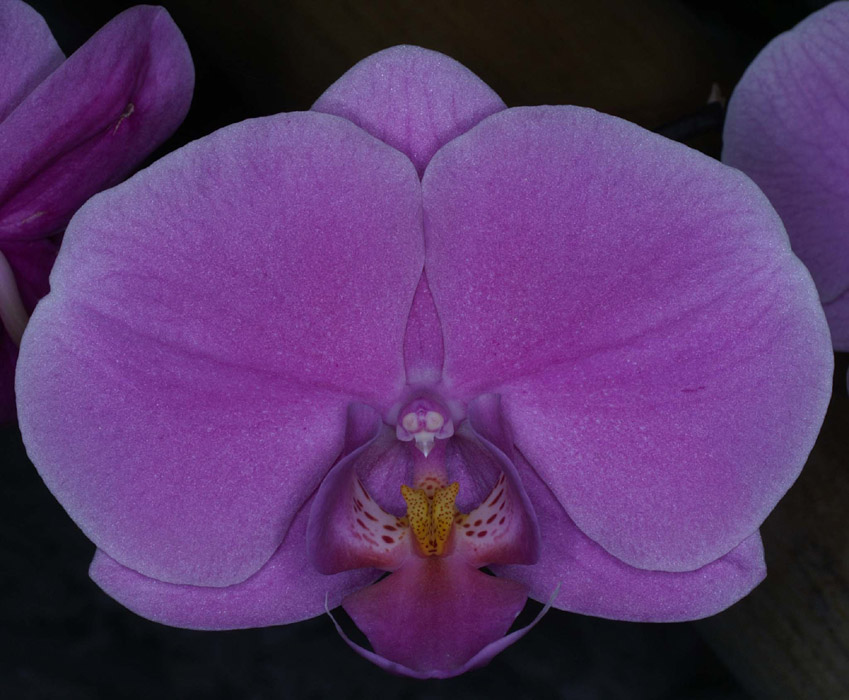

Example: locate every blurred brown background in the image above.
[2,1,846,698]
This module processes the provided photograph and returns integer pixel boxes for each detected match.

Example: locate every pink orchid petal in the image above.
[0,0,63,122]
[493,454,766,622]
[17,113,423,586]
[723,3,849,347]
[0,237,57,422]
[424,106,832,572]
[342,556,527,677]
[312,45,505,175]
[89,493,380,630]
[0,5,193,241]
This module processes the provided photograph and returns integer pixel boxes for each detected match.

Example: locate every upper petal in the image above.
[423,106,832,571]
[723,2,849,347]
[0,0,63,122]
[0,5,194,241]
[312,45,505,175]
[17,112,423,586]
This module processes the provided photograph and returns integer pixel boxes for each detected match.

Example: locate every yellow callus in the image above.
[400,481,460,556]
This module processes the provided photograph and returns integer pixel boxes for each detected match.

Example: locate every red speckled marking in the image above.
[455,471,523,560]
[347,478,408,558]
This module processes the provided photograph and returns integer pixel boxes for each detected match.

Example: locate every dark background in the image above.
[2,1,847,698]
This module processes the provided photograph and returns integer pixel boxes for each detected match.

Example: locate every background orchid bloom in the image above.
[723,1,849,351]
[16,45,832,678]
[0,0,194,422]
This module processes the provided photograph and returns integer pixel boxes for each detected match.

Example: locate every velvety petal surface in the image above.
[17,113,423,586]
[0,0,63,122]
[723,2,849,348]
[0,5,193,241]
[424,106,832,572]
[0,237,57,421]
[493,453,766,622]
[343,556,527,677]
[89,492,380,630]
[312,45,505,175]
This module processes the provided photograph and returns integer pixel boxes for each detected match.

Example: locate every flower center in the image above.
[395,396,454,457]
[400,480,460,556]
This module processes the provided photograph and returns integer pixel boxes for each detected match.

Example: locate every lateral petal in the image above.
[424,106,832,571]
[17,113,423,586]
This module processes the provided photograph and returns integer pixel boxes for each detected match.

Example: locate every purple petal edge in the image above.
[17,112,422,586]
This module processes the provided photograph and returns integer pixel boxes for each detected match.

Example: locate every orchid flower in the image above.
[0,1,194,422]
[16,46,832,678]
[723,1,849,352]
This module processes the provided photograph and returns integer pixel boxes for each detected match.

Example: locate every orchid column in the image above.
[16,46,832,678]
